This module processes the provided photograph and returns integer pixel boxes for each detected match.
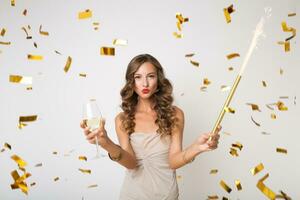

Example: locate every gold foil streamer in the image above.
[0,41,11,45]
[207,195,219,199]
[4,142,12,150]
[19,115,37,123]
[10,170,31,194]
[78,9,92,19]
[176,13,189,24]
[113,39,127,46]
[54,177,59,181]
[226,53,240,59]
[27,54,43,60]
[271,113,276,119]
[23,9,27,16]
[100,47,115,56]
[21,27,32,39]
[276,190,291,200]
[281,22,296,41]
[190,60,199,67]
[251,163,264,175]
[1,28,6,36]
[277,41,290,52]
[55,50,62,55]
[223,4,235,23]
[279,96,289,99]
[203,78,211,85]
[256,173,276,200]
[235,180,242,190]
[262,81,267,87]
[228,67,234,71]
[34,163,42,167]
[39,25,49,36]
[64,56,72,73]
[53,151,58,155]
[276,101,288,111]
[246,103,261,112]
[173,32,183,38]
[220,180,232,193]
[251,116,260,127]
[78,156,87,161]
[33,42,37,48]
[288,13,296,17]
[185,53,195,57]
[79,168,91,174]
[9,75,32,85]
[224,107,235,114]
[93,22,100,30]
[276,148,287,154]
[26,86,32,90]
[11,155,27,167]
[229,148,239,156]
[87,184,98,188]
[11,0,15,6]
[210,169,218,174]
[232,142,243,151]
[30,182,36,187]
[79,73,87,77]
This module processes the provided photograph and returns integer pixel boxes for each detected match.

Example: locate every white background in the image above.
[0,0,299,199]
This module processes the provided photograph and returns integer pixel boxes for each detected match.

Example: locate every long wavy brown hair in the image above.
[120,54,177,137]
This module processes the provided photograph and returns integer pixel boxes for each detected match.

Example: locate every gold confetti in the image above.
[21,27,32,39]
[280,68,284,75]
[19,115,37,123]
[222,198,229,200]
[223,4,235,23]
[200,86,207,92]
[18,123,28,129]
[190,60,199,67]
[224,107,235,114]
[4,142,12,150]
[23,9,27,16]
[34,163,42,167]
[277,41,290,52]
[78,156,87,161]
[251,163,264,175]
[207,195,219,199]
[27,54,43,60]
[10,170,31,194]
[279,96,289,99]
[228,66,234,71]
[220,180,232,193]
[262,81,267,87]
[210,169,218,174]
[232,142,243,151]
[271,113,276,119]
[256,173,276,200]
[176,13,189,24]
[288,13,296,17]
[226,53,240,59]
[79,168,91,174]
[276,148,287,154]
[229,148,239,156]
[281,21,296,41]
[39,25,49,36]
[93,22,100,30]
[11,0,15,6]
[53,151,58,155]
[64,56,72,73]
[261,131,271,135]
[11,155,27,168]
[276,190,292,200]
[79,73,87,77]
[0,41,11,45]
[87,184,98,188]
[251,116,260,127]
[100,47,115,56]
[203,78,211,85]
[1,28,6,36]
[113,39,127,46]
[54,177,59,181]
[33,42,37,48]
[294,96,296,105]
[173,32,183,38]
[9,75,32,85]
[26,86,32,90]
[78,9,92,19]
[221,85,231,92]
[222,132,231,136]
[30,182,36,187]
[246,103,261,112]
[235,180,242,190]
[185,53,195,57]
[55,50,62,55]
[276,101,288,111]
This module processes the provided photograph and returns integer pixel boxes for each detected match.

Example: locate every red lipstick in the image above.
[142,89,150,94]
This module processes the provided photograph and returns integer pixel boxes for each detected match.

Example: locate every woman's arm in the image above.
[81,113,137,169]
[168,106,220,170]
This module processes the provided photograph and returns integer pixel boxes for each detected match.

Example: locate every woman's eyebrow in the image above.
[134,72,156,76]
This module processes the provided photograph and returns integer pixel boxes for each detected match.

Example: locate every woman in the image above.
[80,54,221,200]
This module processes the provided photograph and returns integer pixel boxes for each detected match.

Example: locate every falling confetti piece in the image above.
[276,101,288,111]
[251,163,264,175]
[229,148,239,156]
[228,66,234,71]
[203,78,211,85]
[93,22,100,30]
[256,173,276,200]
[294,96,296,105]
[200,86,207,92]
[79,169,91,174]
[276,190,292,200]
[9,75,32,85]
[185,53,195,57]
[224,107,235,114]
[226,53,240,59]
[39,25,49,36]
[276,148,287,154]
[279,96,289,99]
[10,170,31,194]
[23,9,27,16]
[232,142,243,151]
[210,169,218,174]
[261,131,271,135]
[288,13,296,17]
[54,177,59,181]
[113,39,127,46]
[190,60,199,67]
[34,163,42,167]
[281,21,296,41]
[277,41,290,52]
[26,86,32,90]
[0,41,11,45]
[4,142,12,150]
[78,156,87,161]
[246,103,261,112]
[78,9,92,19]
[222,132,231,136]
[173,32,183,38]
[280,68,284,75]
[87,184,98,188]
[220,180,232,193]
[53,151,58,155]
[19,115,37,123]
[55,50,62,55]
[11,0,15,6]
[30,182,36,187]
[21,27,32,39]
[271,113,276,119]
[235,180,242,190]
[1,28,6,36]
[251,116,260,127]
[223,4,235,23]
[79,73,87,77]
[64,56,72,73]
[11,155,27,168]
[221,85,231,92]
[262,81,267,87]
[27,54,43,60]
[207,195,219,199]
[100,47,115,56]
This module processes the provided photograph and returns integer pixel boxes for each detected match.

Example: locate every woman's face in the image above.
[133,62,158,99]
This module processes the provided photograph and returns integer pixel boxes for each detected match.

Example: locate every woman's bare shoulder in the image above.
[115,112,125,123]
[173,105,184,118]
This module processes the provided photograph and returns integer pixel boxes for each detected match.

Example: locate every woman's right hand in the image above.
[80,119,110,148]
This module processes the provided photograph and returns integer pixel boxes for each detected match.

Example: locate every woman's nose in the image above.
[142,77,149,87]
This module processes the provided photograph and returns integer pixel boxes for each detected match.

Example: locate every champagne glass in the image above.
[83,99,106,159]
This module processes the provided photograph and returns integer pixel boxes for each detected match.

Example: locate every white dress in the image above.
[119,132,179,200]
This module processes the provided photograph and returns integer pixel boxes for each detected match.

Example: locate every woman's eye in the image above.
[148,75,155,78]
[134,76,141,79]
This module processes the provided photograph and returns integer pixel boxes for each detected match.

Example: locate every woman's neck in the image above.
[136,98,155,113]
